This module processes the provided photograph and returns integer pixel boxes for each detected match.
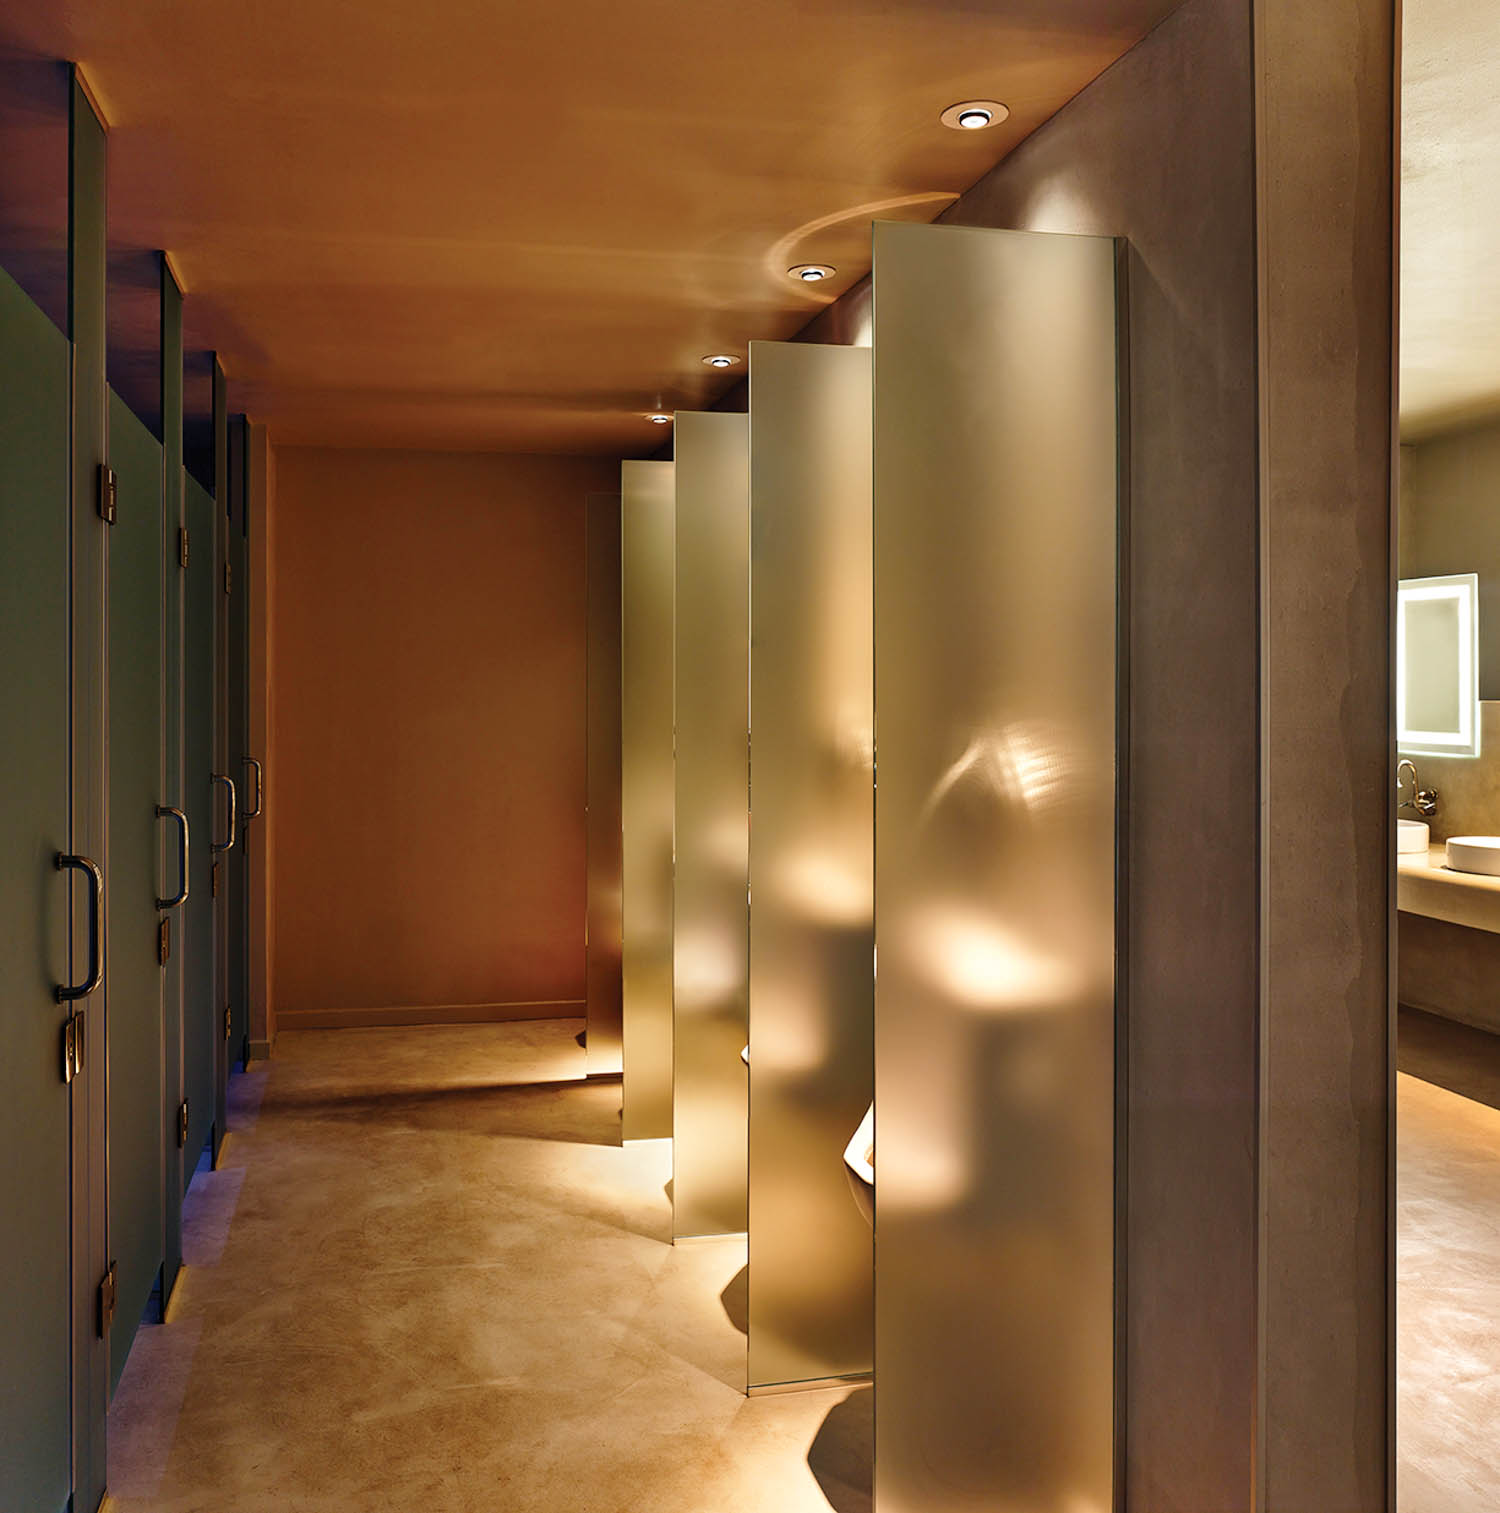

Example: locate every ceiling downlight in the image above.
[940,100,1010,131]
[789,264,836,284]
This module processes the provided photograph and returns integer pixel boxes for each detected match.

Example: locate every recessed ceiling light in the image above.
[940,100,1010,132]
[647,412,672,425]
[702,354,742,369]
[789,264,835,284]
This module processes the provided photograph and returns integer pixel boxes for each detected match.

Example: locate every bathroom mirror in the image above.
[1397,573,1480,757]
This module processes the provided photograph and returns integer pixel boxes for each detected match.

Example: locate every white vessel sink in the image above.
[1398,819,1430,855]
[1446,836,1500,876]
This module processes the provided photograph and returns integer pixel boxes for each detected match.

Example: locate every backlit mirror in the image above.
[1397,573,1480,757]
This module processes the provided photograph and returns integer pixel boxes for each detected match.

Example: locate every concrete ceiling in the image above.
[4,0,1180,455]
[1403,0,1500,439]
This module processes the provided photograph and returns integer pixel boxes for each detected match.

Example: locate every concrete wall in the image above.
[1401,419,1500,700]
[1399,913,1500,1035]
[1257,1,1396,1506]
[269,446,617,1029]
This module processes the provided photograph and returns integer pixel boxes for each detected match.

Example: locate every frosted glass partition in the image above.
[672,411,750,1238]
[747,342,873,1389]
[620,461,675,1140]
[586,492,624,1077]
[872,220,1121,1512]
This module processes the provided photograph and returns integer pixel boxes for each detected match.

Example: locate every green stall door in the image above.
[107,388,166,1390]
[182,472,218,1176]
[160,265,185,1297]
[0,267,74,1511]
[227,421,250,1069]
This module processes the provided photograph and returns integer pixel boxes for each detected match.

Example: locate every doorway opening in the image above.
[1396,3,1500,1503]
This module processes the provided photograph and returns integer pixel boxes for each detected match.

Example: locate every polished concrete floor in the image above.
[106,1021,870,1513]
[1398,1010,1500,1513]
[105,1012,1500,1510]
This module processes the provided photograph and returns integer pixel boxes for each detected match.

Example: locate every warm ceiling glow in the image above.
[702,354,742,369]
[940,100,1011,132]
[789,264,835,283]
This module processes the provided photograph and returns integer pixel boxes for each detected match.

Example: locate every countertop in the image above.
[1398,843,1500,935]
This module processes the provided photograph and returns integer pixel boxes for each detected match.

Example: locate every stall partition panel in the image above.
[747,341,874,1389]
[211,357,230,1150]
[106,387,166,1390]
[67,75,111,1510]
[620,461,676,1141]
[671,412,750,1240]
[160,266,186,1293]
[227,416,250,1071]
[0,259,74,1513]
[872,220,1122,1513]
[586,491,624,1080]
[182,471,218,1177]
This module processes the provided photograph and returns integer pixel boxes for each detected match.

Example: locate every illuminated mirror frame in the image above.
[1397,572,1479,758]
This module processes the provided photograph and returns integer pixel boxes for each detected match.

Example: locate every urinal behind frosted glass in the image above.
[843,1103,874,1227]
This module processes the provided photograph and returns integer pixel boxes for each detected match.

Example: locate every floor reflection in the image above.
[1398,1008,1500,1513]
[808,1384,873,1513]
[720,1263,749,1336]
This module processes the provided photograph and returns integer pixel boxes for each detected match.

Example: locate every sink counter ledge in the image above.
[1398,843,1500,935]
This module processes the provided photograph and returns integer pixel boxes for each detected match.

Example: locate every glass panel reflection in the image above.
[586,492,625,1077]
[872,220,1121,1513]
[621,462,676,1140]
[747,341,874,1388]
[672,412,750,1238]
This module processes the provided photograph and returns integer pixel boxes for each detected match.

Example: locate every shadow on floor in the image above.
[1399,1006,1500,1113]
[720,1264,748,1336]
[808,1385,873,1513]
[266,1077,623,1147]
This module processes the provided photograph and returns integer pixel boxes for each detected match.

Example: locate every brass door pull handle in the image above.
[242,756,263,822]
[156,805,190,909]
[55,853,104,1002]
[211,773,237,854]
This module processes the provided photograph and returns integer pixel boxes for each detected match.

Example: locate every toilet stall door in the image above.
[182,470,218,1175]
[106,386,166,1390]
[226,418,251,1070]
[210,362,232,1138]
[0,263,75,1513]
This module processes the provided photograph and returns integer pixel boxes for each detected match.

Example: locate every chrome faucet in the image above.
[1397,758,1439,817]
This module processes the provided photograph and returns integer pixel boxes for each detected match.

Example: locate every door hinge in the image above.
[97,1261,117,1339]
[179,526,190,568]
[224,1004,232,1042]
[158,917,171,966]
[61,1011,85,1084]
[98,464,117,525]
[223,561,232,595]
[178,1099,190,1148]
[211,861,220,898]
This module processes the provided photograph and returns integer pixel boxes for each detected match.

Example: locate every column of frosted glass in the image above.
[747,341,873,1387]
[672,411,750,1238]
[586,492,624,1078]
[620,462,675,1140]
[872,219,1121,1512]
